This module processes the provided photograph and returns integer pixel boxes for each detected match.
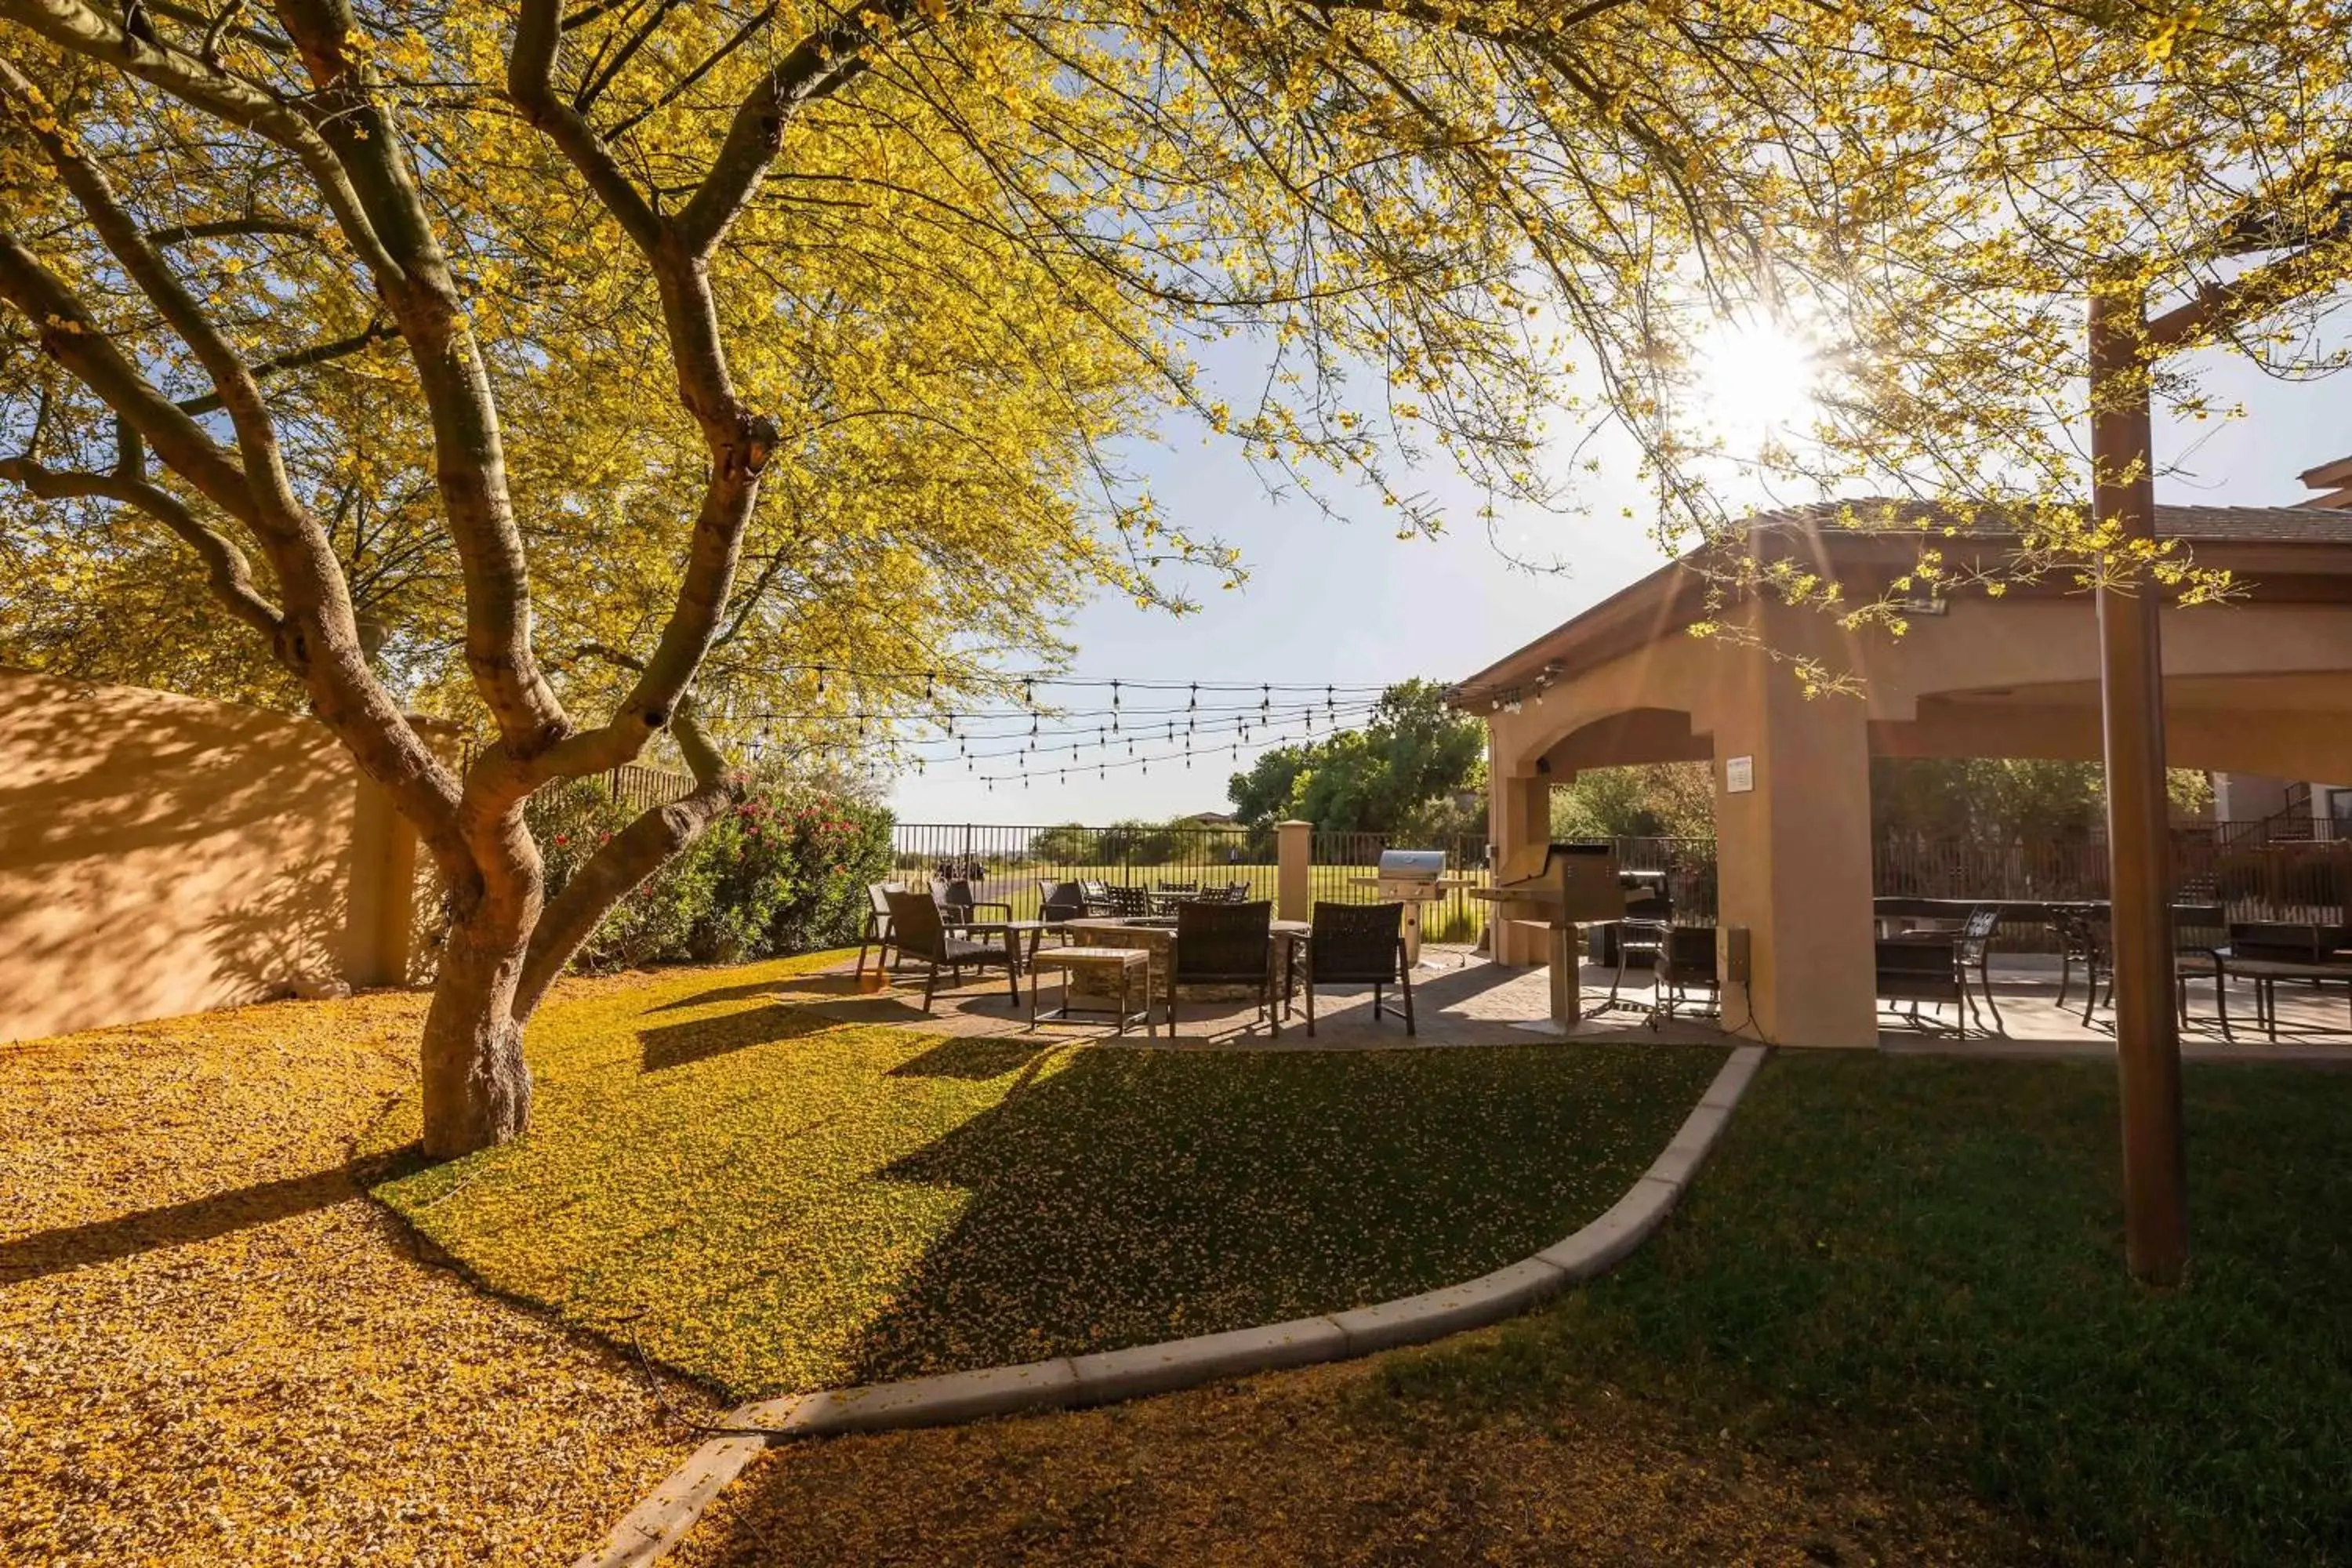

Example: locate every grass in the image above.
[370,951,1722,1399]
[1363,1054,2352,1566]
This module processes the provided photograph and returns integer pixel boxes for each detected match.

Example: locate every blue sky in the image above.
[887,343,2347,828]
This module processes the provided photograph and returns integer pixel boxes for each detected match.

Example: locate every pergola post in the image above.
[1708,618,1878,1047]
[2089,281,2189,1285]
[1488,771,1552,964]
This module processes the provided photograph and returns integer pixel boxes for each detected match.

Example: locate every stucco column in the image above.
[1276,819,1312,922]
[341,773,418,988]
[1711,671,1877,1047]
[1489,771,1552,965]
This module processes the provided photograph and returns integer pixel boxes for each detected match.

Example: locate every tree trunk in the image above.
[419,905,534,1158]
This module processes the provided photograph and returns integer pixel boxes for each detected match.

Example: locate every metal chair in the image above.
[1602,918,1666,1015]
[1876,932,1972,1035]
[884,889,1018,1013]
[1169,898,1279,1036]
[2049,906,2107,1015]
[1955,906,2004,1033]
[1148,879,1200,916]
[1302,901,1413,1036]
[1078,879,1116,916]
[1650,924,1719,1026]
[854,880,907,981]
[1099,883,1152,920]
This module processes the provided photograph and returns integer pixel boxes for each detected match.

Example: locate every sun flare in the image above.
[1690,316,1819,456]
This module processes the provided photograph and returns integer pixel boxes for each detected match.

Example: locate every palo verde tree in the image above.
[2,0,2346,1156]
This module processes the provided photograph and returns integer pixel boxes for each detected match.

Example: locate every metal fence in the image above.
[891,822,2352,947]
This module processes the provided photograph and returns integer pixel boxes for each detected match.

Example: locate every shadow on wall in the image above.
[0,667,361,1042]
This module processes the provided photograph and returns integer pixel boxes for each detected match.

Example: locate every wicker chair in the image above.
[1169,898,1279,1035]
[854,880,906,981]
[934,877,1012,932]
[884,889,1017,1013]
[1302,901,1413,1037]
[1036,880,1089,924]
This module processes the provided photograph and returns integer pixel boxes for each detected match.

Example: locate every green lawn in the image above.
[1365,1054,2352,1566]
[371,951,1722,1399]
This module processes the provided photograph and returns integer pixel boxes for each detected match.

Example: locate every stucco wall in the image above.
[0,668,363,1044]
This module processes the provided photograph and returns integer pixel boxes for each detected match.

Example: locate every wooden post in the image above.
[2089,279,2189,1286]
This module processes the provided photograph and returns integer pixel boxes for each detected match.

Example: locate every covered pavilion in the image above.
[1450,501,2352,1047]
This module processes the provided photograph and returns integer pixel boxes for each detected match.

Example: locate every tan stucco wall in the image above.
[0,668,367,1044]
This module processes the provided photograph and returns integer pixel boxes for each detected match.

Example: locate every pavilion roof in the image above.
[1449,498,2352,706]
[1745,498,2352,546]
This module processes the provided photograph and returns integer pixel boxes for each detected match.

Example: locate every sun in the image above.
[1688,314,1819,456]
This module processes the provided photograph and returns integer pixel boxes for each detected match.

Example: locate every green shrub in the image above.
[527,780,893,973]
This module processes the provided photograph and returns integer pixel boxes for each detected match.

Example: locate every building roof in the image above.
[1448,497,2352,706]
[1745,498,2352,546]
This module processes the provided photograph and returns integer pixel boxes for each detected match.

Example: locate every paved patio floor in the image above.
[794,945,2352,1063]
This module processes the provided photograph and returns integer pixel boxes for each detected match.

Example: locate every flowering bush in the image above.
[528,780,894,972]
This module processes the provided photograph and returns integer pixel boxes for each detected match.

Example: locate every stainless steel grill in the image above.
[1354,848,1465,967]
[1373,848,1448,900]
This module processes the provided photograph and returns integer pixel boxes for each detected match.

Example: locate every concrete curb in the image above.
[572,1044,1767,1567]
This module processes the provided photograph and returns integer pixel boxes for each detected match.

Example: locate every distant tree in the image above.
[1872,760,2214,840]
[1551,764,1715,840]
[1229,681,1484,837]
[1547,757,2215,844]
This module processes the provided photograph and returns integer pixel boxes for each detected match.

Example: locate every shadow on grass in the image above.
[837,1043,1718,1386]
[648,972,865,1013]
[1355,1055,2352,1568]
[638,1005,836,1072]
[0,1144,429,1282]
[884,1035,1058,1080]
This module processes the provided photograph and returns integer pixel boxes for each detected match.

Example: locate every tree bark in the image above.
[420,894,535,1159]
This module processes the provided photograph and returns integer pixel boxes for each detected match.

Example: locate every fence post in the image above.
[1277,820,1311,922]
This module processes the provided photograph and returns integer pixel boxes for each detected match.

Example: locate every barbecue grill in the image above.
[1349,848,1469,967]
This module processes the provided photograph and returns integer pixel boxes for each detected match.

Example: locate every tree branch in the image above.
[510,695,740,1020]
[0,54,309,533]
[0,221,263,531]
[147,216,316,245]
[0,0,407,283]
[0,452,287,645]
[174,318,401,415]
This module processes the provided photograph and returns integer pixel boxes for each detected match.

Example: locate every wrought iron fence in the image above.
[888,822,2351,948]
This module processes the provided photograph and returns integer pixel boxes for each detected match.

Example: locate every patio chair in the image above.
[2049,906,2107,1014]
[1148,879,1200,916]
[1099,883,1152,919]
[1169,898,1279,1036]
[854,880,907,981]
[1036,880,1089,924]
[2171,903,2232,1036]
[1601,917,1665,1015]
[2216,920,2352,1040]
[934,877,1013,932]
[884,889,1018,1013]
[1876,932,1971,1035]
[1650,924,1719,1026]
[1078,879,1116,916]
[1211,881,1253,903]
[1302,900,1412,1037]
[1955,906,2004,1033]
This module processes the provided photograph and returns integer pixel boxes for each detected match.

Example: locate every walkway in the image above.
[816,945,2352,1060]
